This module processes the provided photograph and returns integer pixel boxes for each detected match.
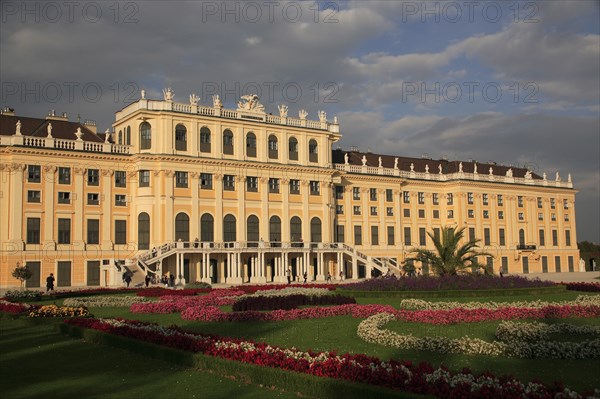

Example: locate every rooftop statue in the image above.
[15,120,21,136]
[237,94,265,113]
[318,110,327,123]
[506,168,513,178]
[555,172,561,182]
[278,104,288,118]
[361,155,367,166]
[140,89,146,99]
[189,93,200,105]
[524,170,532,179]
[425,164,429,173]
[473,163,477,174]
[163,88,174,102]
[379,156,383,168]
[394,158,399,170]
[47,123,53,138]
[212,94,223,108]
[410,162,415,172]
[299,109,308,120]
[489,167,493,175]
[344,153,349,165]
[458,162,463,173]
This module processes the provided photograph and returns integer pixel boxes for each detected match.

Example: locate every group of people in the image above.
[284,269,346,284]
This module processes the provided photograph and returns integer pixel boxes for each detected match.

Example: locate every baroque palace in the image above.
[0,90,580,289]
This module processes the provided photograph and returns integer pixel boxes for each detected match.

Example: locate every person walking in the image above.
[303,271,307,284]
[326,272,332,282]
[286,268,291,284]
[46,273,55,292]
[145,274,151,287]
[124,274,132,288]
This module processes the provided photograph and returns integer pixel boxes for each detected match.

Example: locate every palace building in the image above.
[0,90,580,289]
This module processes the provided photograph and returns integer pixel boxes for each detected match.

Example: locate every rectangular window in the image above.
[565,230,571,246]
[87,169,99,186]
[539,229,545,246]
[386,189,393,202]
[139,170,150,187]
[542,256,548,273]
[404,227,411,246]
[432,193,439,205]
[468,227,476,242]
[501,256,508,274]
[309,181,320,195]
[486,256,494,273]
[58,192,71,204]
[335,224,345,243]
[467,192,474,204]
[538,213,543,221]
[433,227,440,242]
[115,171,126,187]
[550,198,556,209]
[418,209,425,218]
[200,173,213,189]
[551,213,556,221]
[58,167,71,184]
[483,210,489,219]
[115,194,127,206]
[87,193,99,205]
[175,171,188,188]
[353,206,361,215]
[386,207,393,216]
[564,214,570,222]
[28,165,41,183]
[353,187,360,200]
[447,193,453,205]
[498,210,504,219]
[403,191,410,203]
[518,196,523,207]
[418,192,425,204]
[552,229,558,246]
[114,220,127,245]
[497,194,503,206]
[27,190,41,203]
[269,178,280,193]
[433,210,440,219]
[484,228,490,246]
[522,256,529,274]
[224,175,235,191]
[555,256,561,272]
[499,228,505,246]
[58,218,71,244]
[537,197,543,208]
[387,226,395,245]
[419,227,426,246]
[290,179,300,194]
[468,209,474,218]
[371,226,379,245]
[336,186,344,200]
[87,219,99,244]
[370,188,377,201]
[26,218,40,244]
[568,256,574,272]
[563,199,569,210]
[370,206,377,216]
[354,225,362,245]
[403,209,410,217]
[336,205,344,215]
[518,212,524,221]
[447,209,454,218]
[482,193,488,205]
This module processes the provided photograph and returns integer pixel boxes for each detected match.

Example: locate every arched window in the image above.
[519,229,525,247]
[246,132,257,158]
[289,137,298,160]
[118,130,123,145]
[269,216,281,243]
[126,126,131,145]
[175,213,189,241]
[200,127,211,152]
[175,124,187,151]
[223,129,234,155]
[200,213,214,242]
[290,216,302,243]
[310,217,322,243]
[138,212,150,250]
[308,139,318,162]
[247,215,259,244]
[140,122,152,150]
[223,214,236,242]
[268,135,278,159]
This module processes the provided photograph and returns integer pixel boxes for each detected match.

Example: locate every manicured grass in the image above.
[0,318,297,399]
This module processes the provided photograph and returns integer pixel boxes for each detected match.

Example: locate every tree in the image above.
[11,263,32,290]
[405,226,493,276]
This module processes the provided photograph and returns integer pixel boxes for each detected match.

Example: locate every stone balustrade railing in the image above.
[1,134,131,154]
[334,164,573,188]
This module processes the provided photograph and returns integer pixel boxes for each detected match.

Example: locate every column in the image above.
[352,256,358,279]
[317,252,325,280]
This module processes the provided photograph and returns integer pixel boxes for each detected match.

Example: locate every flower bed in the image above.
[245,287,334,298]
[495,320,600,343]
[63,317,591,399]
[29,304,89,318]
[358,313,600,359]
[232,294,356,311]
[344,275,555,292]
[0,299,34,314]
[182,304,396,322]
[565,282,600,292]
[136,287,212,297]
[234,283,337,294]
[3,290,43,301]
[400,295,600,311]
[47,288,139,299]
[131,289,245,314]
[63,295,151,308]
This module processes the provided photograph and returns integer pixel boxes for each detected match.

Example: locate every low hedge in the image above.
[232,294,356,311]
[338,285,566,298]
[59,323,420,399]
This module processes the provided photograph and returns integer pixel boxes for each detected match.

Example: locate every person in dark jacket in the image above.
[124,274,132,287]
[46,273,55,292]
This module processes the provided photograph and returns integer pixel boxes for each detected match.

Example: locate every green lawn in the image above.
[0,318,297,399]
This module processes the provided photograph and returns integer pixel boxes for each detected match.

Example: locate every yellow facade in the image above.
[0,94,579,288]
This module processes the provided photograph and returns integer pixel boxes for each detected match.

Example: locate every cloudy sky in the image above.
[1,0,599,242]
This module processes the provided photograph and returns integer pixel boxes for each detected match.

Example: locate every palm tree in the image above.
[405,226,493,276]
